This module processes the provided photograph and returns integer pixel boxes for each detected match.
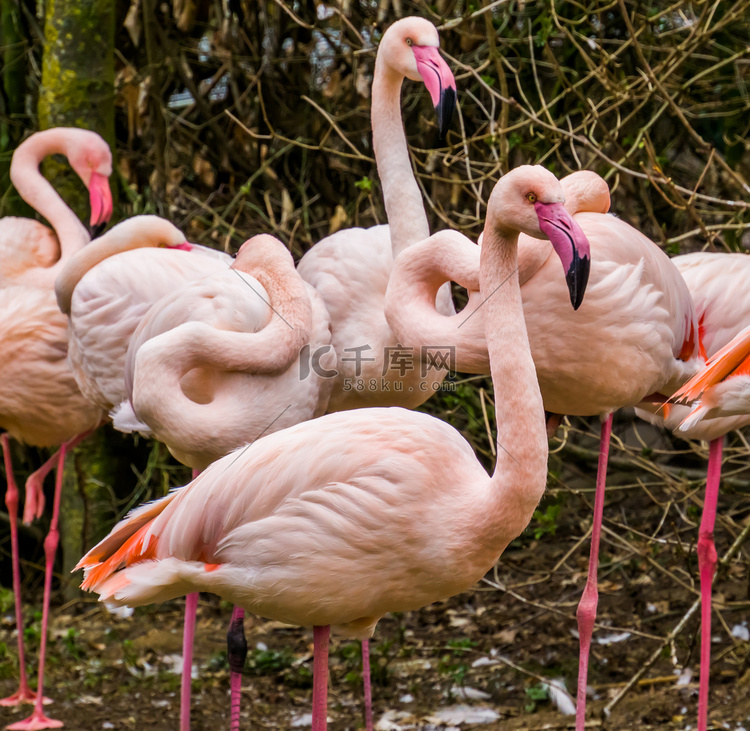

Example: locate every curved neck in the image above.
[55,220,180,314]
[10,129,90,268]
[480,224,547,523]
[372,62,430,256]
[385,232,489,373]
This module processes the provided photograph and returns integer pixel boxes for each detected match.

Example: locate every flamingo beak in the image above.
[412,45,457,139]
[534,201,591,310]
[89,171,113,235]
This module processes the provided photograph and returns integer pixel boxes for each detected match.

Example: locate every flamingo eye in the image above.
[406,38,413,46]
[526,193,537,204]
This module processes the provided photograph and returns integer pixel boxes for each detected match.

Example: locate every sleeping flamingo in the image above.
[635,251,750,731]
[297,16,456,412]
[112,234,333,471]
[76,164,591,731]
[0,128,112,730]
[384,170,702,729]
[1,127,112,286]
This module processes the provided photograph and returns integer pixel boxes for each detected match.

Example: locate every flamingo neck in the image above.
[372,63,430,256]
[55,220,180,314]
[480,224,547,525]
[385,232,489,373]
[10,128,90,268]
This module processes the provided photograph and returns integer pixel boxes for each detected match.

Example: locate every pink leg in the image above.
[0,435,40,707]
[180,593,199,731]
[362,639,373,731]
[23,432,92,525]
[312,626,330,731]
[696,437,723,731]
[575,413,613,731]
[8,444,68,730]
[227,606,247,731]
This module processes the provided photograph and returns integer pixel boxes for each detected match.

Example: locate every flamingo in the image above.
[1,127,113,287]
[112,234,333,471]
[107,233,334,729]
[634,251,750,731]
[297,16,456,412]
[383,170,703,729]
[75,164,590,731]
[0,128,113,730]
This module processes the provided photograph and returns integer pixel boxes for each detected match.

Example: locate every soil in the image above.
[1,417,750,730]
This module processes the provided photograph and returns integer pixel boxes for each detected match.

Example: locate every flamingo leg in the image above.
[180,593,198,731]
[178,468,203,731]
[312,626,330,731]
[697,437,722,731]
[22,431,92,525]
[7,444,68,730]
[362,639,373,731]
[574,413,613,731]
[0,435,41,708]
[227,606,247,731]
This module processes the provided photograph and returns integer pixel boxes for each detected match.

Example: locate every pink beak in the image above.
[89,171,113,230]
[411,45,457,138]
[534,201,591,310]
[168,242,193,251]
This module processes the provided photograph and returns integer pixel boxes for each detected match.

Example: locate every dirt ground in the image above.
[2,417,750,730]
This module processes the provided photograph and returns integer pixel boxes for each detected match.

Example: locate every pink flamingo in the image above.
[384,170,703,729]
[113,234,333,471]
[109,234,334,729]
[75,164,590,731]
[298,16,457,413]
[1,127,112,287]
[635,251,750,731]
[0,128,112,730]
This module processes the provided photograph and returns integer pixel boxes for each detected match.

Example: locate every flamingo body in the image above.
[83,407,509,635]
[0,286,102,447]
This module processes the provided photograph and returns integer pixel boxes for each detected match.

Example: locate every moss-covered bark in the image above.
[38,0,115,223]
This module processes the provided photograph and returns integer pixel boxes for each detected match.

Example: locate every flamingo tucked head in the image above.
[379,17,457,138]
[489,165,591,310]
[65,130,114,235]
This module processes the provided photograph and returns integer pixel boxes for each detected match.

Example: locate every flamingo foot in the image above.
[22,472,45,525]
[0,687,50,707]
[5,708,63,730]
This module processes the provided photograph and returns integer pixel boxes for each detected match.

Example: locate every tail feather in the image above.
[674,326,750,403]
[96,558,210,607]
[678,403,709,433]
[77,492,180,591]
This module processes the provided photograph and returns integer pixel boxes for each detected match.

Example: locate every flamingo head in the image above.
[380,17,457,138]
[488,165,591,310]
[66,131,114,234]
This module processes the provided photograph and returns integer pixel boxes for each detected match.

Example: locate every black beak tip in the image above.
[566,254,590,311]
[89,221,107,239]
[436,86,457,141]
